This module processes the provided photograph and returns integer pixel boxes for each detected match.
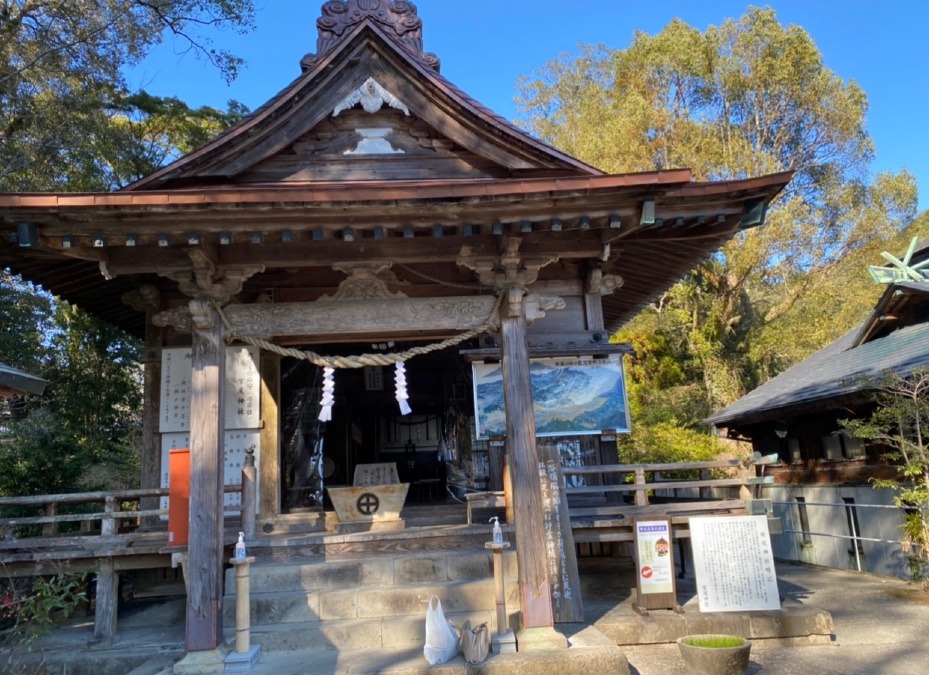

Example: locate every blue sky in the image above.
[128,1,929,213]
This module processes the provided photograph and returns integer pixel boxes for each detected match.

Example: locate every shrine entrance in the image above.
[278,347,470,514]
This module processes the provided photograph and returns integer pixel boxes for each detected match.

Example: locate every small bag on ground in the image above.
[460,619,490,664]
[423,595,459,665]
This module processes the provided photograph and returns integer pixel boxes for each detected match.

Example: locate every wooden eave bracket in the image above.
[158,249,263,305]
[457,237,560,317]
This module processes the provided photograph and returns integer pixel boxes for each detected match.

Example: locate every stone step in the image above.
[227,549,517,594]
[239,610,505,653]
[226,578,520,625]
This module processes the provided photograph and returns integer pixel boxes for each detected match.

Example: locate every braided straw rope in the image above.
[212,293,503,369]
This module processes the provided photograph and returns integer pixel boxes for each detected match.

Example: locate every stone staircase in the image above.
[223,546,519,653]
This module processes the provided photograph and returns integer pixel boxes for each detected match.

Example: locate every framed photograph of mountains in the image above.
[472,355,630,440]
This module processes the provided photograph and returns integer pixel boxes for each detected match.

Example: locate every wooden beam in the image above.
[185,299,226,651]
[499,298,554,629]
[191,296,499,338]
[99,232,610,276]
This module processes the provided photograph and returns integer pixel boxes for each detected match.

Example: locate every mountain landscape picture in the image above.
[472,357,629,439]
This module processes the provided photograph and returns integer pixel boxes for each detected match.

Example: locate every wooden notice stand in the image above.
[633,518,682,616]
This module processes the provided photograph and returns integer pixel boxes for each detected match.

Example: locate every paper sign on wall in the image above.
[159,346,260,432]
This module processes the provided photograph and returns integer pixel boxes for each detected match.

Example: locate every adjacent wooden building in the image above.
[707,237,929,576]
[0,0,790,652]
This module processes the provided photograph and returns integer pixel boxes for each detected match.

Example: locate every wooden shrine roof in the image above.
[0,1,792,340]
[0,171,791,338]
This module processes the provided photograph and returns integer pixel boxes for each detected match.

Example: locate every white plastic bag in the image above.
[423,595,459,665]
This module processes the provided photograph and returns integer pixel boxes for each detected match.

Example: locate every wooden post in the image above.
[94,558,118,640]
[498,299,554,629]
[41,502,58,537]
[140,297,163,530]
[101,496,117,536]
[258,352,280,524]
[488,435,505,492]
[185,299,226,651]
[634,467,648,506]
[242,449,257,541]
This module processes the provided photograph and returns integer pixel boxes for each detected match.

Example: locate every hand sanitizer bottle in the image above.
[490,517,503,544]
[235,531,246,559]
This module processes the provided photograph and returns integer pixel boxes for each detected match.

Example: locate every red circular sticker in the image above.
[641,566,653,579]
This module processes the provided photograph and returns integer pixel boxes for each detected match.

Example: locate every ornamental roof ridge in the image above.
[301,0,440,72]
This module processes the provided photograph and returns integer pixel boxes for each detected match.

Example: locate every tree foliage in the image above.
[0,2,255,496]
[0,0,255,190]
[841,369,929,584]
[521,7,920,435]
[0,287,142,495]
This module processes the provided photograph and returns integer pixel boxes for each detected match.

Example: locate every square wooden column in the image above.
[499,301,554,629]
[258,352,281,523]
[185,299,227,651]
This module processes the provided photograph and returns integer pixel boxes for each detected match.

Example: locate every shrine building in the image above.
[0,0,791,654]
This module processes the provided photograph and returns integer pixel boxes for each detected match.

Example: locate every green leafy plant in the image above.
[841,368,929,584]
[0,571,89,672]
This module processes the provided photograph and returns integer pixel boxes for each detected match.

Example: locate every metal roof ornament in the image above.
[868,236,929,284]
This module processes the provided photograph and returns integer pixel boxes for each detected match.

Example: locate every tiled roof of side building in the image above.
[706,311,929,426]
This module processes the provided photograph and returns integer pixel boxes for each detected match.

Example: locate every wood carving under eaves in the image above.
[301,0,440,72]
[586,268,624,296]
[458,237,561,318]
[333,77,410,116]
[318,263,409,301]
[121,284,160,312]
[159,249,264,305]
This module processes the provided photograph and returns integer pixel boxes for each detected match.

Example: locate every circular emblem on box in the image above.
[356,492,380,515]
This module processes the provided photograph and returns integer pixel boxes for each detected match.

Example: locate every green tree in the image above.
[0,0,255,190]
[66,91,249,190]
[841,369,929,584]
[521,7,918,428]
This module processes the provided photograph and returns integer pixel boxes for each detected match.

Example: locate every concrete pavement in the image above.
[6,561,929,674]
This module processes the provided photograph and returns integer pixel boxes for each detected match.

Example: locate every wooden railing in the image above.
[563,453,776,544]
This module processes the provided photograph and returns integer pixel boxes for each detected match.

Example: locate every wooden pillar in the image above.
[124,285,163,530]
[140,301,164,529]
[94,558,118,639]
[258,352,281,523]
[499,298,554,629]
[185,299,226,651]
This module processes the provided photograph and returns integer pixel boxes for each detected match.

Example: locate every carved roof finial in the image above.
[301,0,440,72]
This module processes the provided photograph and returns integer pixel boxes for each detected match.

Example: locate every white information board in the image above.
[159,345,260,432]
[160,430,261,511]
[635,520,675,595]
[690,515,781,612]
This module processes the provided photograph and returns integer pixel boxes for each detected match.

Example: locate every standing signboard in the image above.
[689,515,781,612]
[633,518,678,614]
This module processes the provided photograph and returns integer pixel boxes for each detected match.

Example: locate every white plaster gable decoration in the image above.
[333,77,411,116]
[345,127,404,155]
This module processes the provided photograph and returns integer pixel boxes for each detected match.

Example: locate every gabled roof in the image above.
[0,1,793,340]
[0,363,48,398]
[123,19,600,191]
[707,281,929,427]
